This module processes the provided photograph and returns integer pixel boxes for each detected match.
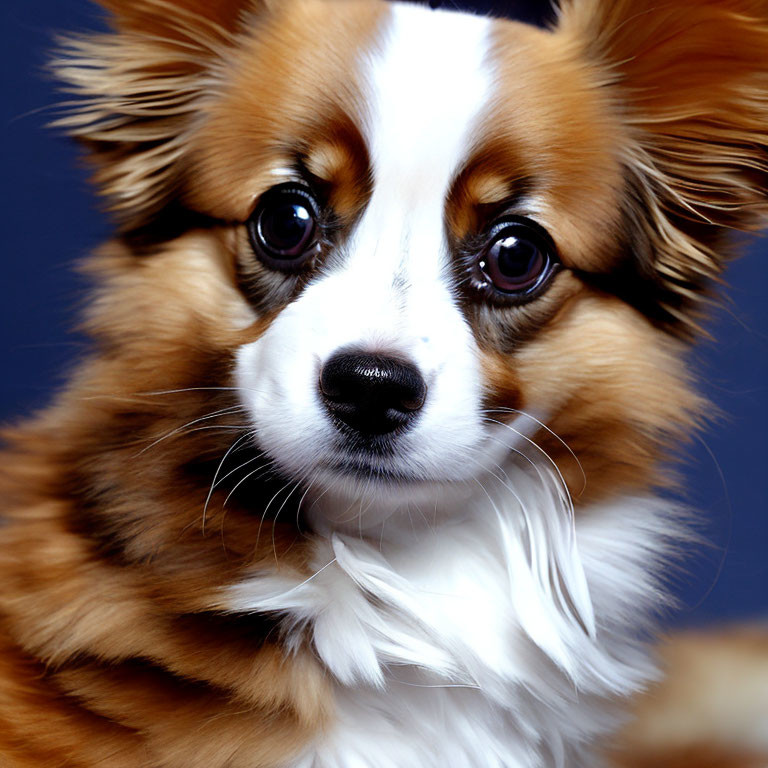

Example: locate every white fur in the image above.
[230,4,681,766]
[235,4,493,512]
[225,461,681,767]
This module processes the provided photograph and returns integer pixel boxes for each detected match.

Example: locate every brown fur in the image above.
[609,628,768,768]
[611,747,768,768]
[4,0,391,759]
[559,0,768,330]
[1,0,767,765]
[454,20,703,503]
[0,234,332,767]
[469,1,768,501]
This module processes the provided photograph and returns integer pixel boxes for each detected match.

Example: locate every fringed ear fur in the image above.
[96,0,258,38]
[51,0,260,231]
[557,0,768,331]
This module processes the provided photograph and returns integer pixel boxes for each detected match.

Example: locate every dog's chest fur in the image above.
[228,469,677,767]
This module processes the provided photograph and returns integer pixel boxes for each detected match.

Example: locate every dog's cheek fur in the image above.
[476,0,767,506]
[0,230,333,766]
[0,3,387,761]
[481,292,702,505]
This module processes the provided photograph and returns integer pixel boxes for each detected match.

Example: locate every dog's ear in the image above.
[95,0,258,38]
[557,0,768,329]
[52,0,264,231]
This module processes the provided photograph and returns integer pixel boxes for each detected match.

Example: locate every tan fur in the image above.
[447,21,624,267]
[4,0,391,758]
[0,234,332,767]
[478,287,702,504]
[186,0,383,222]
[457,22,702,503]
[470,2,768,501]
[1,0,767,765]
[609,628,768,768]
[559,0,768,330]
[515,295,701,503]
[52,0,253,228]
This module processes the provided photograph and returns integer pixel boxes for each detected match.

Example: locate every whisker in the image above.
[306,480,334,520]
[78,385,269,404]
[482,407,586,494]
[482,417,576,512]
[688,434,733,611]
[136,386,268,397]
[212,452,267,491]
[223,459,278,509]
[256,475,304,552]
[391,678,481,691]
[135,405,246,456]
[278,556,339,597]
[270,475,312,565]
[328,501,358,527]
[216,455,287,555]
[295,473,319,530]
[412,500,436,535]
[202,431,254,534]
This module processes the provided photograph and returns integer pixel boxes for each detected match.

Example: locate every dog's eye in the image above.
[478,218,557,299]
[247,184,320,271]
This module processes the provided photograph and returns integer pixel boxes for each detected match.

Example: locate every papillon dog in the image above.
[1,0,766,766]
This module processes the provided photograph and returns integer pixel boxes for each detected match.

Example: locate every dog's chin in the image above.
[272,448,480,535]
[306,470,474,535]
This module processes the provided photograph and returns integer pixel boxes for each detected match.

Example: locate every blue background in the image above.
[2,0,766,627]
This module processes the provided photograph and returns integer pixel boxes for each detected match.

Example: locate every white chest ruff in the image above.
[228,472,680,768]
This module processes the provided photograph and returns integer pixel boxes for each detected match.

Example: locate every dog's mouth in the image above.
[247,421,509,533]
[310,420,436,488]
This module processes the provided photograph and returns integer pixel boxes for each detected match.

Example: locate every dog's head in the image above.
[54,0,767,538]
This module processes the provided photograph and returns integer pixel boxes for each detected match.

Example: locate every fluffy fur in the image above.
[1,1,767,766]
[609,627,768,767]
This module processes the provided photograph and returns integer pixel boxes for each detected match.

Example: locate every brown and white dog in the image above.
[0,1,766,766]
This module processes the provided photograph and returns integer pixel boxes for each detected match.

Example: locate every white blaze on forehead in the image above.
[354,2,493,282]
[368,3,492,196]
[312,1,495,371]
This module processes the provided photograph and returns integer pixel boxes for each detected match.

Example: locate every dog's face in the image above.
[59,0,767,536]
[225,2,678,517]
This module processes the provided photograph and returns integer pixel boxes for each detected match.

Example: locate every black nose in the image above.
[319,351,427,437]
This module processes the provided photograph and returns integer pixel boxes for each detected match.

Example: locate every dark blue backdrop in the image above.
[2,0,766,626]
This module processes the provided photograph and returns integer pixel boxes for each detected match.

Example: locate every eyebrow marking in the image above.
[304,142,352,183]
[446,152,537,240]
[465,172,515,207]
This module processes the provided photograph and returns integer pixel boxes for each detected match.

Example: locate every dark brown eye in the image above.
[247,184,320,271]
[478,218,557,298]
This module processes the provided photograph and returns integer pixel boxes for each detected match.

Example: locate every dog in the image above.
[0,0,766,766]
